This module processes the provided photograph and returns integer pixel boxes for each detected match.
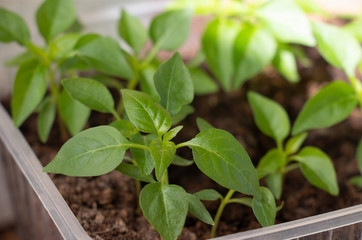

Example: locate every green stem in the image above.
[284,163,300,174]
[175,142,191,149]
[211,189,235,238]
[135,178,142,215]
[141,41,162,67]
[122,143,151,151]
[349,76,362,112]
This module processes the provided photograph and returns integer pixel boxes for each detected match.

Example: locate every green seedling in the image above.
[248,91,339,199]
[1,0,195,142]
[43,56,276,240]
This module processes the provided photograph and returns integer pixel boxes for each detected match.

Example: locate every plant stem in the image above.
[349,76,362,112]
[135,178,142,215]
[284,162,300,174]
[122,143,151,151]
[211,189,235,238]
[141,41,162,67]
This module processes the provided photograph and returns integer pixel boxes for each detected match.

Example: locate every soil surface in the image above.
[3,48,362,239]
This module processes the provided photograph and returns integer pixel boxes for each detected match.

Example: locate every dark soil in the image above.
[3,48,362,239]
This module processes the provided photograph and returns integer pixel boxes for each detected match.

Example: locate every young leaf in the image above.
[187,194,214,225]
[193,189,222,201]
[202,17,239,91]
[247,91,290,146]
[273,47,300,83]
[58,90,90,136]
[256,0,315,46]
[293,147,339,195]
[154,52,194,115]
[5,51,34,67]
[233,26,277,88]
[75,34,133,80]
[12,59,47,127]
[62,77,115,114]
[266,172,282,200]
[185,128,260,198]
[37,97,56,143]
[164,126,183,141]
[172,155,194,167]
[140,183,188,240]
[110,120,138,139]
[189,68,218,95]
[118,9,148,53]
[292,81,358,135]
[139,66,160,101]
[36,0,76,42]
[252,187,276,227]
[171,105,194,125]
[149,9,192,51]
[116,163,155,183]
[0,7,30,45]
[344,17,362,43]
[312,21,362,76]
[257,149,286,179]
[357,139,362,174]
[285,132,308,155]
[43,126,129,176]
[130,133,157,175]
[150,139,176,181]
[121,89,172,135]
[49,33,82,60]
[196,117,214,131]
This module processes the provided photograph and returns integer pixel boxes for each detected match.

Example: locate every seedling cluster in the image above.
[1,0,362,239]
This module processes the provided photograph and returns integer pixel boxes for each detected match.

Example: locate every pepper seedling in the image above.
[43,53,276,240]
[248,91,339,199]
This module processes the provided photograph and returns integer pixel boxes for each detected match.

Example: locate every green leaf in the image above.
[139,66,160,101]
[91,75,123,91]
[149,9,192,51]
[357,139,362,174]
[140,183,188,240]
[350,176,362,188]
[171,105,194,125]
[172,155,194,166]
[312,21,362,76]
[187,194,214,225]
[247,91,290,146]
[293,147,339,195]
[164,126,183,141]
[252,187,276,227]
[196,117,214,131]
[36,0,76,42]
[58,90,90,136]
[285,132,308,155]
[228,197,252,207]
[189,68,218,95]
[43,126,129,176]
[122,89,172,135]
[118,9,148,53]
[5,51,35,67]
[75,34,133,79]
[0,7,30,45]
[256,0,315,46]
[110,120,138,139]
[266,172,282,200]
[292,81,358,135]
[150,139,176,181]
[186,128,260,197]
[12,59,47,127]
[273,47,300,83]
[130,133,157,175]
[294,0,328,16]
[344,17,362,43]
[49,33,81,60]
[257,149,286,179]
[154,52,194,115]
[233,26,277,88]
[116,162,155,183]
[202,17,239,91]
[62,77,115,114]
[193,189,222,201]
[37,97,56,143]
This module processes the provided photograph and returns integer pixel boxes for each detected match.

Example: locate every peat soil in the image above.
[4,49,362,239]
